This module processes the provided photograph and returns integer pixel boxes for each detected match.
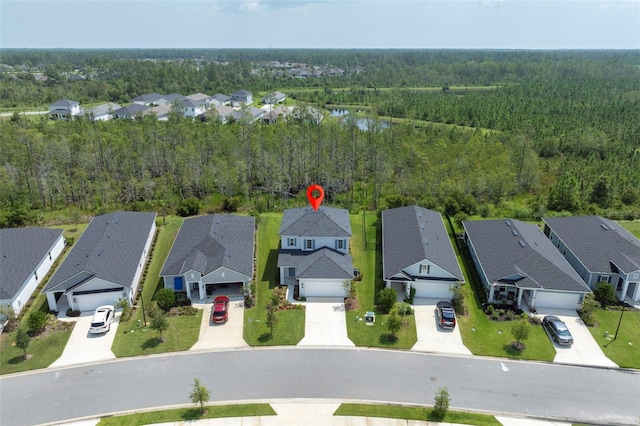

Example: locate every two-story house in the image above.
[277,206,353,298]
[543,216,640,303]
[49,99,81,120]
[230,89,253,107]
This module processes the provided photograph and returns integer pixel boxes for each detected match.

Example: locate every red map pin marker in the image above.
[306,184,324,211]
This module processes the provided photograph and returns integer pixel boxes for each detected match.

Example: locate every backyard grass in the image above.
[97,403,276,426]
[587,308,640,369]
[334,403,501,426]
[0,329,72,375]
[112,216,205,357]
[346,212,417,349]
[619,220,640,238]
[243,213,305,345]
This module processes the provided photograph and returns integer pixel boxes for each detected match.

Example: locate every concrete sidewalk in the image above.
[53,402,571,426]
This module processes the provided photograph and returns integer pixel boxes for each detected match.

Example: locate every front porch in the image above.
[489,283,521,309]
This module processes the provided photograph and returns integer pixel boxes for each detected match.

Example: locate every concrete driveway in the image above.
[411,298,471,355]
[298,298,354,346]
[50,312,119,368]
[535,308,618,368]
[191,295,247,350]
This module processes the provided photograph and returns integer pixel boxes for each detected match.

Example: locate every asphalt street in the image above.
[0,348,638,426]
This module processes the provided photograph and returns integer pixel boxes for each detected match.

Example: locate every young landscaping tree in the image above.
[431,387,450,421]
[15,329,31,360]
[511,319,530,351]
[189,378,211,415]
[27,311,48,334]
[579,293,600,326]
[593,282,617,308]
[150,311,169,342]
[155,288,176,312]
[265,301,277,338]
[386,306,402,341]
[450,284,467,315]
[378,287,397,314]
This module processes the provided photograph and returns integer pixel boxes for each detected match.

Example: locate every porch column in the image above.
[46,292,58,312]
[517,288,524,308]
[385,280,390,289]
[489,283,496,301]
[199,281,206,302]
[620,279,629,302]
[185,277,192,300]
[405,283,411,298]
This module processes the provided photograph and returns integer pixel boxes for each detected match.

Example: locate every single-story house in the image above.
[262,106,293,124]
[542,216,640,302]
[132,93,167,106]
[113,104,150,119]
[463,219,591,311]
[277,206,353,298]
[209,93,231,107]
[84,103,121,122]
[261,91,286,105]
[42,211,156,312]
[229,107,265,123]
[160,214,255,301]
[143,104,172,121]
[49,99,81,120]
[0,228,65,321]
[164,93,185,103]
[200,105,235,123]
[382,206,464,299]
[230,89,253,107]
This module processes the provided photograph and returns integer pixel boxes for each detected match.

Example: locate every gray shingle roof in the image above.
[211,94,231,102]
[43,211,156,293]
[113,104,149,117]
[279,206,351,238]
[382,206,463,281]
[165,93,185,102]
[161,214,255,279]
[231,89,251,98]
[186,93,210,101]
[85,103,121,117]
[132,93,166,103]
[543,216,640,273]
[463,219,590,292]
[277,248,353,279]
[0,228,64,299]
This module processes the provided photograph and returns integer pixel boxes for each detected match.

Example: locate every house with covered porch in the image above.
[542,216,640,303]
[160,214,255,302]
[382,206,464,300]
[463,219,591,311]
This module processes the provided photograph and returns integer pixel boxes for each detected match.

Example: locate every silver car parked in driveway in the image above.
[542,315,573,346]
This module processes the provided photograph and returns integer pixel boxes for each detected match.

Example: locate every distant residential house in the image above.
[84,103,120,122]
[382,206,464,299]
[209,94,231,107]
[201,105,235,123]
[132,93,167,106]
[143,104,172,121]
[543,216,640,302]
[177,98,207,118]
[277,206,354,298]
[230,89,253,107]
[164,93,185,103]
[160,214,255,301]
[112,104,150,119]
[262,106,293,124]
[0,228,65,321]
[42,211,156,312]
[261,91,286,105]
[291,106,324,124]
[229,107,265,123]
[463,219,591,311]
[49,99,81,120]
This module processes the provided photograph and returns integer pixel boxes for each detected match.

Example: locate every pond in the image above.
[329,109,390,131]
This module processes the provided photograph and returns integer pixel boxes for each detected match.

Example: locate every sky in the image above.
[1,0,639,49]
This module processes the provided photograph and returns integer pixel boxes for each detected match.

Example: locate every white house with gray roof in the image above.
[132,93,167,106]
[277,206,353,298]
[42,211,156,312]
[463,219,591,311]
[84,102,120,122]
[0,228,65,321]
[49,99,81,120]
[160,214,255,302]
[542,216,640,303]
[382,206,464,300]
[230,89,253,107]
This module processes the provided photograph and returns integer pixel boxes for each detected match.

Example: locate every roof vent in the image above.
[511,229,518,236]
[518,240,526,248]
[506,220,512,226]
[600,223,609,231]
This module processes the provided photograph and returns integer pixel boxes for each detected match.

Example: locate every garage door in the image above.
[413,281,454,299]
[535,291,580,310]
[301,280,345,298]
[75,289,122,312]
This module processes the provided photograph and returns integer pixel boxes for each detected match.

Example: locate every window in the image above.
[598,275,611,283]
[48,252,52,260]
[337,239,345,250]
[305,239,313,250]
[288,267,296,277]
[288,238,296,247]
[34,271,38,281]
[419,264,430,274]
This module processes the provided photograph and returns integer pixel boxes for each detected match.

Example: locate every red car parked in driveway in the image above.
[212,296,230,323]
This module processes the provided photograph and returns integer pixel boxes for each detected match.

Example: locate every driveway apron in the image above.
[50,312,119,368]
[535,308,618,367]
[411,298,471,355]
[191,296,248,350]
[298,298,354,346]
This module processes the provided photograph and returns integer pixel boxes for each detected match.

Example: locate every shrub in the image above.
[27,311,48,334]
[177,305,198,316]
[175,292,192,306]
[431,387,450,421]
[593,282,617,308]
[485,304,495,315]
[396,302,413,316]
[66,308,81,317]
[498,309,506,316]
[528,314,542,326]
[222,196,241,213]
[505,310,515,321]
[377,287,397,314]
[154,288,177,312]
[403,287,416,305]
[176,197,200,217]
[491,311,499,320]
[579,293,599,326]
[451,284,467,315]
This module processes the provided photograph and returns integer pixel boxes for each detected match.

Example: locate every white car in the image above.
[89,305,115,334]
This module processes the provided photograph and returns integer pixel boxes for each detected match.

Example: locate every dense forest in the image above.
[0,49,639,227]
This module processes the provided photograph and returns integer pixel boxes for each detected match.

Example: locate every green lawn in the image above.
[346,212,418,349]
[112,216,204,357]
[334,403,501,426]
[0,329,72,375]
[619,220,640,238]
[587,309,640,369]
[97,403,276,426]
[243,213,305,345]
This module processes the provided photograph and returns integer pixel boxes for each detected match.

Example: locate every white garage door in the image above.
[535,291,580,310]
[413,281,454,299]
[75,290,122,312]
[301,280,346,298]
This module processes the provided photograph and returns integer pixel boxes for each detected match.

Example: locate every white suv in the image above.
[89,305,115,334]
